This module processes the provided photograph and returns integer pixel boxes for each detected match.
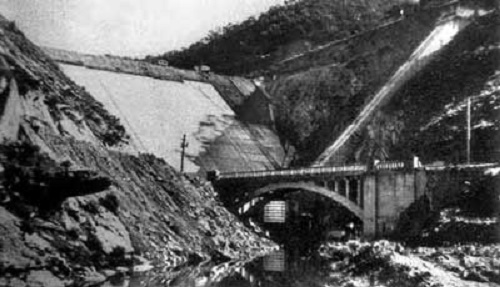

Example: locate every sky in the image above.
[0,0,284,57]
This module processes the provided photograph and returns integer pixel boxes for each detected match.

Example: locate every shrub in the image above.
[100,193,120,215]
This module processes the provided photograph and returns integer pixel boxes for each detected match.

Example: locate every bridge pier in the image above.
[327,180,335,192]
[345,178,350,203]
[363,175,377,238]
[356,178,362,206]
[361,170,429,239]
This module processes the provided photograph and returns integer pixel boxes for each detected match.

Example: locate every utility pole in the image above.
[466,97,471,164]
[180,134,189,173]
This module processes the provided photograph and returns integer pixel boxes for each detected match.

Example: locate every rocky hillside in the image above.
[269,6,451,165]
[350,11,500,164]
[269,3,499,166]
[0,15,275,287]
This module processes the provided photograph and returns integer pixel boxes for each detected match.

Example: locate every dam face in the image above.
[58,63,287,174]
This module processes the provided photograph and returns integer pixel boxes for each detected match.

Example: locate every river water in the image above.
[103,247,341,287]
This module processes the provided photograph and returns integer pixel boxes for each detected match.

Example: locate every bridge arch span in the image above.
[244,181,364,220]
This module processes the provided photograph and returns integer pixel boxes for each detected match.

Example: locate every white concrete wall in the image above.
[60,64,234,173]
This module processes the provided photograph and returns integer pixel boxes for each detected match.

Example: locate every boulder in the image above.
[91,212,133,254]
[26,270,64,287]
[462,270,489,282]
[0,207,32,270]
[7,278,26,287]
[101,269,117,277]
[79,270,106,286]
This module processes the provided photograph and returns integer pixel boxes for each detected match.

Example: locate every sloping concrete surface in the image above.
[60,64,234,172]
[60,64,287,173]
[195,122,288,174]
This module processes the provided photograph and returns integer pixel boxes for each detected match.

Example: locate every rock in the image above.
[80,271,106,286]
[463,270,489,282]
[491,258,500,268]
[26,270,64,287]
[8,278,27,287]
[461,255,488,271]
[25,233,52,252]
[0,207,32,270]
[133,263,154,273]
[132,255,148,265]
[460,256,473,268]
[101,269,117,277]
[115,266,129,274]
[91,214,133,254]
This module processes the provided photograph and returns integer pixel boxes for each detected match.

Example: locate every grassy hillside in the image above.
[147,0,400,75]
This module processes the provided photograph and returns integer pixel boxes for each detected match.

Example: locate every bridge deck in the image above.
[214,162,498,181]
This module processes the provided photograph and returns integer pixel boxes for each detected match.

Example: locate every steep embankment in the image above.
[314,15,470,165]
[44,49,290,174]
[268,5,457,165]
[346,11,500,163]
[0,15,276,287]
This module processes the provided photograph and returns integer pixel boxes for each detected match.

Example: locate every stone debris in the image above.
[319,240,500,287]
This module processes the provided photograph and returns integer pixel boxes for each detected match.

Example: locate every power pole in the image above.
[180,134,189,173]
[466,97,471,164]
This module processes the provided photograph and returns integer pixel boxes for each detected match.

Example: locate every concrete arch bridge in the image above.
[210,161,497,238]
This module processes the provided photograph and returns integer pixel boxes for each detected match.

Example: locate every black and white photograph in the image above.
[0,0,499,286]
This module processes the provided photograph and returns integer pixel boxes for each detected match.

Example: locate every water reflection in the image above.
[104,246,335,287]
[262,250,286,272]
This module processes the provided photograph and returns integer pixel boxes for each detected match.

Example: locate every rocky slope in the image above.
[269,3,499,166]
[268,5,454,165]
[351,10,500,164]
[0,14,276,287]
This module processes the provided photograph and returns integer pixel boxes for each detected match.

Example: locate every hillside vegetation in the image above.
[270,10,443,164]
[148,0,400,75]
[357,12,500,164]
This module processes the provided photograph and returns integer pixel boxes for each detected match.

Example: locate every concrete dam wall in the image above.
[54,59,287,174]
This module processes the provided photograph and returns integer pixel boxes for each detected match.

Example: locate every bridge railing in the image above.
[209,160,499,181]
[422,162,499,171]
[217,164,368,180]
[375,161,406,170]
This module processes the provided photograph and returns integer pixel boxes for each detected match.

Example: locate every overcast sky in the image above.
[0,0,284,57]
